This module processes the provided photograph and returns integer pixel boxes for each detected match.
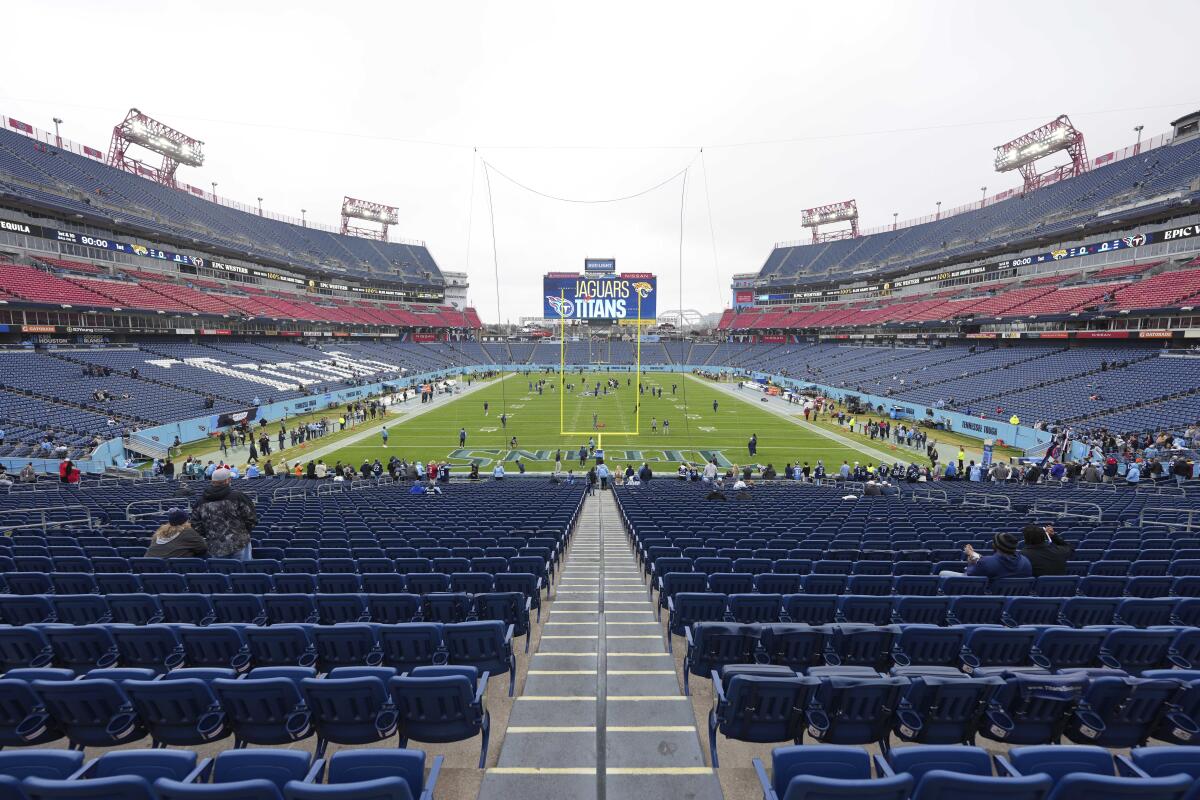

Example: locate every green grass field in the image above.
[318,371,892,473]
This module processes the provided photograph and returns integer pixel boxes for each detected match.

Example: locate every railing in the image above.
[910,486,949,504]
[271,485,310,500]
[1030,499,1102,523]
[1134,483,1187,498]
[126,498,188,522]
[961,492,1012,511]
[6,480,63,494]
[1139,507,1200,532]
[316,481,343,495]
[0,504,95,533]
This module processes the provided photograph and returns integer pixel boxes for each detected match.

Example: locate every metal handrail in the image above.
[911,486,949,504]
[0,504,95,533]
[962,492,1012,511]
[126,498,189,522]
[1138,507,1200,532]
[1031,499,1102,522]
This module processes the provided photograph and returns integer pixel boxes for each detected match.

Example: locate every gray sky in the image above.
[4,0,1199,322]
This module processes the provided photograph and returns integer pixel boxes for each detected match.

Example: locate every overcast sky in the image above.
[4,0,1199,322]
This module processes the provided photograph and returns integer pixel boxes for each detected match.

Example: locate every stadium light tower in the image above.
[993,114,1088,193]
[801,199,859,244]
[340,196,399,241]
[106,108,204,188]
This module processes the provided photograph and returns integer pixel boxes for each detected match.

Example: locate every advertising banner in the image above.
[543,274,656,321]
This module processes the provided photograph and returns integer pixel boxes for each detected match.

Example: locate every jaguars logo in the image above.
[1050,249,1068,260]
[547,295,574,318]
[632,281,653,298]
[132,245,149,256]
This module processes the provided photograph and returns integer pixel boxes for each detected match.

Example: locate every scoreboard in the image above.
[543,273,657,322]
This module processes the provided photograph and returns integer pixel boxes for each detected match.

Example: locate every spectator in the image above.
[955,532,1032,581]
[145,508,207,559]
[58,457,73,484]
[492,463,505,479]
[1126,460,1142,485]
[0,466,10,488]
[18,463,36,483]
[639,462,653,483]
[597,460,610,490]
[190,468,257,561]
[1021,524,1073,578]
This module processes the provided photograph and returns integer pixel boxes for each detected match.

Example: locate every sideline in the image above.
[187,373,515,469]
[695,375,918,466]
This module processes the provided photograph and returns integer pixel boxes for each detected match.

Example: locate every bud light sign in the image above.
[544,274,657,322]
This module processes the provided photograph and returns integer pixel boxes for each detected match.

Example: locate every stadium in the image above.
[1,3,1200,799]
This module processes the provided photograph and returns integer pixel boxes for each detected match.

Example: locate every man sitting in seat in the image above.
[941,531,1032,581]
[1021,524,1073,577]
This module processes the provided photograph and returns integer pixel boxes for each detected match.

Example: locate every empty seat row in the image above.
[0,681,451,786]
[0,590,538,632]
[754,743,1200,800]
[654,571,1200,602]
[1,567,548,598]
[0,619,520,694]
[681,621,1200,692]
[707,667,1199,766]
[666,592,1200,637]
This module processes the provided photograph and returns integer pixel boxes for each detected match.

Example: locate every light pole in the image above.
[301,209,307,227]
[892,212,898,231]
[1134,124,1144,155]
[935,201,942,220]
[257,197,264,215]
[52,117,63,147]
[979,186,987,209]
[211,182,218,199]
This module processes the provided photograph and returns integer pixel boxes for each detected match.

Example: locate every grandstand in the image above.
[2,46,1200,800]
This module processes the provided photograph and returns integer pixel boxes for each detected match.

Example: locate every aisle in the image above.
[476,490,722,800]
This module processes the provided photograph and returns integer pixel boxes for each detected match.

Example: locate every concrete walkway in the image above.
[477,490,723,800]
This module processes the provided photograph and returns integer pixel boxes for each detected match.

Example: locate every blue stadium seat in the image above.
[707,666,816,767]
[389,666,489,769]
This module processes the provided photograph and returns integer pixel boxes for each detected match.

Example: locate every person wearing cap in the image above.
[1021,524,1073,578]
[952,531,1032,581]
[145,508,207,559]
[190,467,257,561]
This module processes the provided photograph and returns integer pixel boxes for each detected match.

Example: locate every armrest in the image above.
[183,758,211,784]
[873,753,896,777]
[504,625,515,645]
[523,598,532,614]
[711,670,726,703]
[752,758,778,800]
[70,760,100,780]
[994,754,1020,778]
[684,625,694,647]
[420,754,445,800]
[475,672,491,703]
[1114,754,1150,778]
[304,757,326,784]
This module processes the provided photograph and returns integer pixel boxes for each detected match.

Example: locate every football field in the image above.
[322,371,882,474]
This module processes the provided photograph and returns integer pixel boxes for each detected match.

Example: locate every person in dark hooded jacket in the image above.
[190,468,257,560]
[1021,524,1073,577]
